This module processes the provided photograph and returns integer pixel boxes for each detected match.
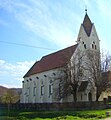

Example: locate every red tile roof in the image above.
[24,44,78,78]
[82,13,93,36]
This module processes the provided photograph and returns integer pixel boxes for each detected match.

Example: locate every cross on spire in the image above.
[85,5,87,14]
[85,8,87,13]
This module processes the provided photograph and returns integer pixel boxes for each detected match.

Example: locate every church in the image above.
[20,12,100,103]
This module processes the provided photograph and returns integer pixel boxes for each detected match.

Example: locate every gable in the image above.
[24,44,78,78]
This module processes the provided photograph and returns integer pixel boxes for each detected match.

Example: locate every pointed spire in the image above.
[82,11,93,36]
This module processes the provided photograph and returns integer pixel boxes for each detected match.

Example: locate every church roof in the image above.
[78,81,88,92]
[82,13,93,36]
[24,44,78,78]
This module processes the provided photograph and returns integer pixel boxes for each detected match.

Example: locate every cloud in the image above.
[0,59,35,88]
[0,60,34,76]
[0,0,80,47]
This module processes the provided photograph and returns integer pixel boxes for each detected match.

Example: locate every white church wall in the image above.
[21,68,64,103]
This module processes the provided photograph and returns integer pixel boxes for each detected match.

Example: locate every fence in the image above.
[2,101,105,111]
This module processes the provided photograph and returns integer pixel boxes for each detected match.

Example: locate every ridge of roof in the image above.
[42,44,78,59]
[24,44,78,78]
[82,13,93,36]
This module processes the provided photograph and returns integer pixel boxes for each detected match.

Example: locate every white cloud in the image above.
[0,60,6,64]
[0,59,35,88]
[0,0,80,47]
[0,60,34,76]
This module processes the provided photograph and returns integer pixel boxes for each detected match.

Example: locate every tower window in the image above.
[92,44,93,49]
[82,41,84,44]
[84,44,86,49]
[95,45,97,49]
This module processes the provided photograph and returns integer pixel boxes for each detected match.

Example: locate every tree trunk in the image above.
[96,88,101,101]
[73,92,77,102]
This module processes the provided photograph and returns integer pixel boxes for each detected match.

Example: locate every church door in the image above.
[88,92,92,101]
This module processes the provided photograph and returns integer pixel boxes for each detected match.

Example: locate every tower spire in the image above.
[82,11,92,36]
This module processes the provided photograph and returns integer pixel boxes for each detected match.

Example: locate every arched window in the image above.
[49,80,53,95]
[95,45,97,49]
[92,44,94,49]
[84,44,86,49]
[41,85,44,95]
[33,87,36,96]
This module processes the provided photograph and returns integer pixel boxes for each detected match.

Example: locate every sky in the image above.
[0,0,111,88]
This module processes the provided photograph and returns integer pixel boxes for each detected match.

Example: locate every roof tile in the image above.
[24,44,78,78]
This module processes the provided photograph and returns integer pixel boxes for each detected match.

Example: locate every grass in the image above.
[0,108,111,120]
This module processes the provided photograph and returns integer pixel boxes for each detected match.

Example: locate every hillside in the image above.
[0,85,22,97]
[0,86,8,97]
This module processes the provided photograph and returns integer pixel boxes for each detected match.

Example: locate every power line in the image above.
[0,41,56,51]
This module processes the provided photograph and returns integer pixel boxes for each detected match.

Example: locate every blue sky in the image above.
[0,0,111,88]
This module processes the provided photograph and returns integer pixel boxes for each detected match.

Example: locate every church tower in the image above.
[77,11,100,52]
[75,11,100,101]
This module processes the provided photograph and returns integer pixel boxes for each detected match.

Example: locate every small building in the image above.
[20,12,100,103]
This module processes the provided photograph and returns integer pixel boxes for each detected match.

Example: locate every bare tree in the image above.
[101,51,111,72]
[53,48,111,102]
[56,50,85,102]
[2,89,19,104]
[1,89,19,116]
[86,50,111,101]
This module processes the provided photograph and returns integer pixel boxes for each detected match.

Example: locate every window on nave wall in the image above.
[33,87,36,96]
[41,85,44,96]
[49,80,53,95]
[49,84,53,95]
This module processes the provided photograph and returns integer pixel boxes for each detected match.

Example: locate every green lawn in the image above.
[0,108,111,120]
